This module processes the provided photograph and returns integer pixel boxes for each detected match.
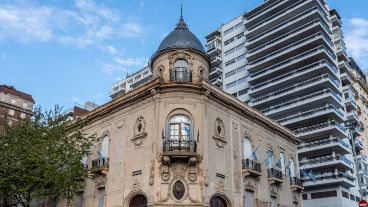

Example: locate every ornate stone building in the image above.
[61,13,302,207]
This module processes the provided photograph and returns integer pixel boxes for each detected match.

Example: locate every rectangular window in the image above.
[302,194,308,200]
[225,70,237,78]
[225,59,236,67]
[224,48,235,56]
[235,22,243,30]
[237,65,246,73]
[237,54,246,61]
[224,37,234,46]
[350,194,355,201]
[98,188,105,207]
[238,89,248,96]
[270,197,276,207]
[224,27,234,36]
[311,191,337,199]
[226,81,237,89]
[237,77,247,84]
[342,191,349,199]
[245,190,254,207]
[235,32,244,39]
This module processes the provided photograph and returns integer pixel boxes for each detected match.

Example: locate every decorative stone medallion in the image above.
[213,118,227,148]
[131,116,147,146]
[173,180,185,200]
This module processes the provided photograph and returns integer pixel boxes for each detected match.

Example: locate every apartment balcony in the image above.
[347,111,360,123]
[303,172,355,188]
[278,105,345,126]
[210,56,222,68]
[355,137,364,151]
[250,74,340,108]
[344,97,358,110]
[330,14,343,28]
[247,19,332,61]
[209,67,222,80]
[293,120,347,140]
[242,159,262,177]
[247,5,330,48]
[357,154,368,163]
[298,137,350,156]
[338,61,353,75]
[353,127,363,136]
[207,44,221,59]
[362,185,368,194]
[340,72,353,85]
[249,61,338,96]
[210,76,223,87]
[261,89,343,118]
[336,47,348,62]
[299,154,353,171]
[245,0,294,24]
[342,85,356,97]
[332,26,344,40]
[267,168,283,184]
[247,33,334,73]
[290,177,304,191]
[91,157,109,175]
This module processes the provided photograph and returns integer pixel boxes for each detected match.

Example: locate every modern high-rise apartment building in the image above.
[206,0,367,206]
[110,66,153,99]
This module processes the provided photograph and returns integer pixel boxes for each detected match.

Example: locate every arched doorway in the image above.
[129,194,147,207]
[210,196,227,207]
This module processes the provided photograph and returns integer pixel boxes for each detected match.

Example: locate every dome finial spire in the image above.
[180,4,183,20]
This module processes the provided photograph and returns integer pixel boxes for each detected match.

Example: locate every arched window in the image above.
[167,114,192,151]
[129,195,147,207]
[243,138,252,159]
[172,59,190,82]
[289,159,295,177]
[266,148,273,169]
[210,196,227,207]
[101,136,109,158]
[279,152,285,174]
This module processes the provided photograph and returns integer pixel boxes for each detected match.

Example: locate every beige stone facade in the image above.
[59,16,302,207]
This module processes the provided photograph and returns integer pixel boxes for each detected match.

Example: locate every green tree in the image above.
[0,106,95,207]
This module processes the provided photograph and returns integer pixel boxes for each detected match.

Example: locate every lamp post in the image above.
[345,121,363,198]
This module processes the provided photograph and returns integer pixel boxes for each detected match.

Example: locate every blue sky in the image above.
[0,0,368,110]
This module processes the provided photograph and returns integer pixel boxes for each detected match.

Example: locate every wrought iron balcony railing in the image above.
[91,157,109,174]
[290,177,304,189]
[170,71,192,82]
[242,159,262,174]
[268,168,283,180]
[163,139,197,153]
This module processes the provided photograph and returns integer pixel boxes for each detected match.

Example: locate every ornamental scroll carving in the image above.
[131,116,147,146]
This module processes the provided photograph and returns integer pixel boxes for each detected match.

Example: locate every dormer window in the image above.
[171,60,191,82]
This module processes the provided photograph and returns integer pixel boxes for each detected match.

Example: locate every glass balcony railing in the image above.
[298,137,349,150]
[278,105,344,124]
[251,60,337,91]
[261,89,342,114]
[293,120,346,135]
[249,32,333,67]
[248,19,330,55]
[300,154,352,167]
[248,6,326,43]
[246,0,286,21]
[252,74,338,104]
[250,45,335,78]
[303,171,355,183]
[248,0,310,31]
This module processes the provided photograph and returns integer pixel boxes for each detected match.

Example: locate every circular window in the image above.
[173,180,185,200]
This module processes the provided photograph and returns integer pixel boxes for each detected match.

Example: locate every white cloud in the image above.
[115,57,146,66]
[0,0,145,47]
[102,63,127,75]
[105,45,117,55]
[345,18,368,70]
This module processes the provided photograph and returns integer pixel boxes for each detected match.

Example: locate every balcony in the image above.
[293,121,347,139]
[344,97,357,110]
[303,171,355,188]
[330,14,343,28]
[247,33,334,72]
[247,5,330,47]
[338,61,352,74]
[170,71,192,83]
[249,60,338,96]
[290,177,304,191]
[210,56,222,68]
[249,46,336,82]
[355,138,364,150]
[336,47,348,61]
[210,77,223,87]
[91,157,109,175]
[242,159,262,177]
[299,154,353,171]
[163,139,197,159]
[261,89,343,118]
[298,137,350,156]
[278,105,345,126]
[362,185,368,194]
[357,154,368,163]
[207,43,221,59]
[340,72,353,84]
[247,19,331,61]
[347,111,360,123]
[267,168,283,184]
[209,67,222,80]
[250,74,340,107]
[342,85,356,97]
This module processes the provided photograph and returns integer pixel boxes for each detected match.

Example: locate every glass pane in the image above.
[245,191,253,207]
[101,136,109,158]
[243,138,252,159]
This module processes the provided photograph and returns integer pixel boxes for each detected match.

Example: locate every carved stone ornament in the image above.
[213,118,227,148]
[131,116,147,146]
[215,180,225,194]
[168,176,189,203]
[149,159,155,185]
[95,175,107,189]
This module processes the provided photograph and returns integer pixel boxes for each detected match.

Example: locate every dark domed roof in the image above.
[156,13,205,54]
